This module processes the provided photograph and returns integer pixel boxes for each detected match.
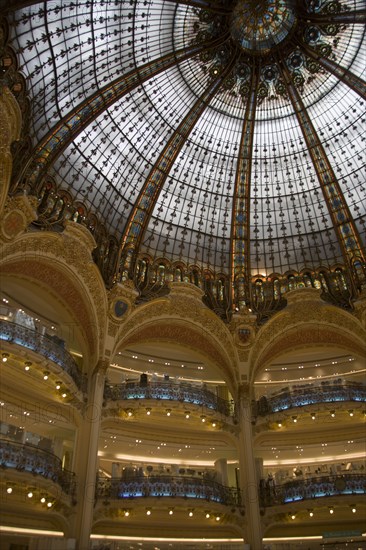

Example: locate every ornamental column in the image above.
[237,383,263,550]
[70,359,109,550]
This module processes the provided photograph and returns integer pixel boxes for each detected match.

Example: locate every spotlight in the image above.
[329,507,334,514]
[55,382,61,390]
[43,372,49,380]
[215,515,220,521]
[169,509,174,515]
[205,512,210,519]
[166,409,171,416]
[309,509,314,517]
[185,411,190,419]
[146,508,151,516]
[6,486,13,494]
[124,509,130,517]
[292,416,297,423]
[146,408,151,415]
[24,361,32,371]
[348,410,354,417]
[127,409,133,417]
[47,501,53,508]
[2,353,9,362]
[351,506,356,513]
[27,491,33,498]
[291,513,296,520]
[40,497,46,503]
[201,415,206,423]
[330,410,335,418]
[311,413,316,420]
[277,421,282,428]
[188,510,194,517]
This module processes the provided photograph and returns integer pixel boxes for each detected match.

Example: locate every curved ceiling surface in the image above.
[5,0,366,276]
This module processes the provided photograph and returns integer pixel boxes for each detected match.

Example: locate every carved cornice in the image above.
[63,220,97,253]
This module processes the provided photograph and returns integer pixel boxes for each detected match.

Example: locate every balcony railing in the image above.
[96,475,241,507]
[104,381,234,417]
[0,319,84,390]
[260,473,366,507]
[256,383,366,415]
[0,438,76,496]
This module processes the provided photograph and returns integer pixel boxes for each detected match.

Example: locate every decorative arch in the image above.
[0,223,108,367]
[112,282,239,393]
[250,288,366,382]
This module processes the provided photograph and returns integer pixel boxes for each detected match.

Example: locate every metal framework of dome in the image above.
[1,0,365,321]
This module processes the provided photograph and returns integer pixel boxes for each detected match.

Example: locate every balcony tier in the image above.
[0,319,84,391]
[105,381,234,417]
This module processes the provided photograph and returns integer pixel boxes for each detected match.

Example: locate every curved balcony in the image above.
[0,438,76,496]
[104,380,233,417]
[260,473,366,507]
[96,475,241,507]
[256,383,366,415]
[0,319,83,390]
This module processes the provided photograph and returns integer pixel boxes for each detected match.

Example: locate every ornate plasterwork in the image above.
[107,281,138,325]
[0,85,22,216]
[353,291,366,328]
[249,291,366,381]
[112,283,240,391]
[230,310,258,348]
[0,194,37,241]
[105,281,139,343]
[0,225,108,365]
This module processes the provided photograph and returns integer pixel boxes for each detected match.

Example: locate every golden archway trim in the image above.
[0,224,108,364]
[250,290,366,381]
[113,283,239,391]
[0,86,22,216]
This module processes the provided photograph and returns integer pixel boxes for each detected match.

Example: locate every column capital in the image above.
[238,382,251,402]
[93,358,110,376]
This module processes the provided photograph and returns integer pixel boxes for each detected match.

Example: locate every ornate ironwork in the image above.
[0,319,84,390]
[96,474,241,506]
[0,438,76,496]
[104,380,234,417]
[256,382,366,415]
[301,41,366,100]
[260,473,366,506]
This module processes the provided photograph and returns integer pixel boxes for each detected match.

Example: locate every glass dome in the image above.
[4,0,366,314]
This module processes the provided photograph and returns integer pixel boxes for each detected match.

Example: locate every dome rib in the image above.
[165,0,230,14]
[278,56,366,274]
[302,8,366,25]
[230,64,260,311]
[301,41,366,99]
[119,50,239,280]
[16,33,229,192]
